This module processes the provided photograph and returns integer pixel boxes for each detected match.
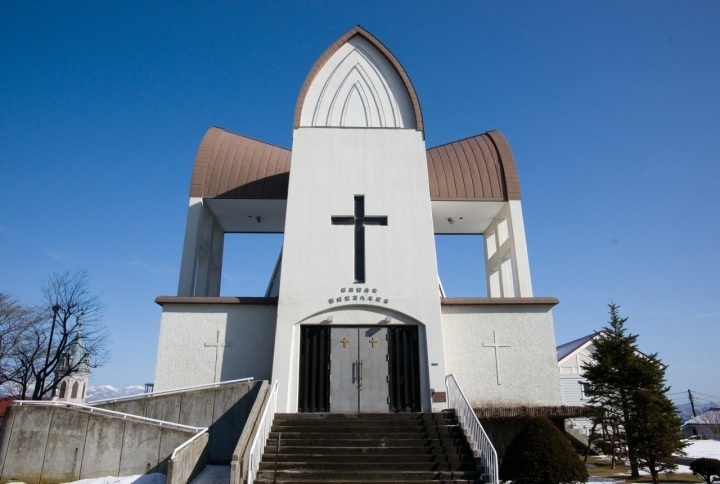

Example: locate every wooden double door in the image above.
[298,325,421,413]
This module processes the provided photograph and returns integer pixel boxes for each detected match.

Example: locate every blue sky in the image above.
[1,1,718,403]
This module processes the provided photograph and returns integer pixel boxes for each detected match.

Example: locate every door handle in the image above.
[359,360,363,382]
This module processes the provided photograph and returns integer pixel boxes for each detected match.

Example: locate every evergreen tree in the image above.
[500,416,588,484]
[630,388,685,483]
[690,458,720,484]
[583,303,682,479]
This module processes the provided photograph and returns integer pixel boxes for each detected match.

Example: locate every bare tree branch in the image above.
[0,271,111,400]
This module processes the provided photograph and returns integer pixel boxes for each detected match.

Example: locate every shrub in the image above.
[500,416,588,483]
[690,458,720,484]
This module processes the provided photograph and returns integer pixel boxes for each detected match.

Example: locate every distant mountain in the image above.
[675,400,720,422]
[86,384,146,403]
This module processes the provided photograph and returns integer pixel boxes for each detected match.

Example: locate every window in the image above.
[71,382,79,399]
[59,381,66,399]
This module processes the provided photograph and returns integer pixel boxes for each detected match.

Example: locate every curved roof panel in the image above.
[426,130,521,200]
[189,128,520,201]
[189,127,291,199]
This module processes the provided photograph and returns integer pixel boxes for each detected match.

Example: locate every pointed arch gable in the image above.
[294,26,423,132]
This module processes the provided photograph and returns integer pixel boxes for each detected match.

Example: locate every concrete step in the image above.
[259,461,478,472]
[254,412,482,483]
[273,420,459,432]
[263,446,475,456]
[268,430,462,441]
[254,469,481,481]
[272,424,462,434]
[254,480,480,484]
[260,453,476,463]
[274,412,456,421]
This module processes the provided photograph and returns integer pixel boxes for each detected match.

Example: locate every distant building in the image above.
[54,321,90,403]
[682,408,720,439]
[557,333,597,438]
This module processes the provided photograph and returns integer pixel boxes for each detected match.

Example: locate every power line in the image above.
[693,391,720,400]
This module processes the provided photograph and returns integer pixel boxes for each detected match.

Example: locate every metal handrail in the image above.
[247,380,279,484]
[445,374,499,484]
[14,400,206,433]
[89,377,254,404]
[170,428,209,460]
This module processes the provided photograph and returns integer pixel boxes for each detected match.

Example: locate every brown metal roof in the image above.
[427,131,521,201]
[293,26,424,132]
[189,127,291,199]
[189,128,521,202]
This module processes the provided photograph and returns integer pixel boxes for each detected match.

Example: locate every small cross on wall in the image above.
[340,337,350,348]
[483,331,511,385]
[204,330,234,383]
[369,337,378,348]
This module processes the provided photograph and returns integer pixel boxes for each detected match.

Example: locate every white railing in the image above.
[247,380,279,484]
[170,428,209,460]
[446,374,499,484]
[89,377,254,405]
[14,400,206,433]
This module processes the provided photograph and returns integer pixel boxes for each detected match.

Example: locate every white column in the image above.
[178,198,204,296]
[496,217,515,297]
[483,202,533,298]
[484,224,502,297]
[208,222,224,297]
[177,198,225,297]
[506,200,533,297]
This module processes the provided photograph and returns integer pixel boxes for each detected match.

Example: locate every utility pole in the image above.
[688,389,697,417]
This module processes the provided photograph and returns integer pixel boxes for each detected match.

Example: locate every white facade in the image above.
[54,328,91,404]
[557,334,596,435]
[443,304,561,407]
[154,26,562,413]
[154,302,276,390]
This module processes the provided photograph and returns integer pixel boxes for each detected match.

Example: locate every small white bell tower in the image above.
[54,319,91,403]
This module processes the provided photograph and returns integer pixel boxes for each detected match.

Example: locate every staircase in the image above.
[253,411,484,483]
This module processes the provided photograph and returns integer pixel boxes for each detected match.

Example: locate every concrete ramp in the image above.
[0,402,203,484]
[190,465,230,484]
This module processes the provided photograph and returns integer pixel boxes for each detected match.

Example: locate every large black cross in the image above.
[331,195,388,283]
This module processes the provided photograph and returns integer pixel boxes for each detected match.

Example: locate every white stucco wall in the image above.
[154,303,276,391]
[442,304,562,407]
[274,126,445,412]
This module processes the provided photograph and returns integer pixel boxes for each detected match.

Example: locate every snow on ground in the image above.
[59,474,165,484]
[589,439,720,483]
[683,439,720,460]
[41,465,230,484]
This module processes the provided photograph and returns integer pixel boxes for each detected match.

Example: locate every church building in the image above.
[154,26,563,415]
